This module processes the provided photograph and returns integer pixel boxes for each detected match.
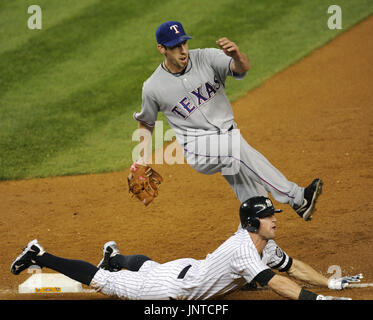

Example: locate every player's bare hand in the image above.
[216,37,240,58]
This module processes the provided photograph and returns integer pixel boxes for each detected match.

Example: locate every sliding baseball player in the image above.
[10,197,363,300]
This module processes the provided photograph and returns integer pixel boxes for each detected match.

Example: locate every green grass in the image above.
[0,0,372,180]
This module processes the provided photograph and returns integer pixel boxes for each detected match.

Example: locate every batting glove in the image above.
[328,273,363,290]
[316,295,351,300]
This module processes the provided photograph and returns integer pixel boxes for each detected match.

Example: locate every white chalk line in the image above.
[347,283,373,288]
[0,289,15,295]
[0,288,97,295]
[241,283,373,292]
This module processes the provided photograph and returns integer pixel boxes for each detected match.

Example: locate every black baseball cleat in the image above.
[10,239,45,275]
[294,178,323,221]
[97,241,121,272]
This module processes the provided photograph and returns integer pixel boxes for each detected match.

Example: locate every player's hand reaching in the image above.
[216,37,250,74]
[216,37,240,58]
[328,273,363,290]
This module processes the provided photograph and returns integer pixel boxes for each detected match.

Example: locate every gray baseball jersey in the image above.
[134,48,304,207]
[91,227,292,300]
[134,48,244,141]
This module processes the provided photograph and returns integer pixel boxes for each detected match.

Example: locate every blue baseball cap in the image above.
[156,21,192,47]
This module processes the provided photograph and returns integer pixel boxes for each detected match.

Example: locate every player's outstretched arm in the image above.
[216,37,250,74]
[288,259,363,290]
[267,274,351,300]
[267,274,302,300]
[286,259,329,287]
[286,259,364,290]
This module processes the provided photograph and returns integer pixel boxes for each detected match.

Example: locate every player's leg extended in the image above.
[223,169,268,203]
[97,241,152,272]
[183,132,322,220]
[10,239,156,299]
[183,132,302,206]
[224,134,304,207]
[10,239,99,285]
[223,134,323,220]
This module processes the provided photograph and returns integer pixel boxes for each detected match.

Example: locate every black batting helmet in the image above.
[240,196,282,232]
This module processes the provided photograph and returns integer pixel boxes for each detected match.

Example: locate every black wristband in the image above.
[253,269,276,287]
[298,288,318,300]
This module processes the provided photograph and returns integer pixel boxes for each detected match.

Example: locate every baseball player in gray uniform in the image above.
[133,21,322,221]
[10,197,363,300]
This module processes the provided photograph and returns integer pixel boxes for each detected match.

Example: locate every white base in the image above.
[18,273,83,293]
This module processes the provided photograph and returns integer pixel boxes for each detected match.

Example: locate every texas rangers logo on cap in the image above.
[169,24,181,34]
[156,21,192,47]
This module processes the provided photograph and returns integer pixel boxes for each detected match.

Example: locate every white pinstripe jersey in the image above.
[91,227,292,300]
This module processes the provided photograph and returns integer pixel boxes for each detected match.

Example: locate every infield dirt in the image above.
[1,16,372,300]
